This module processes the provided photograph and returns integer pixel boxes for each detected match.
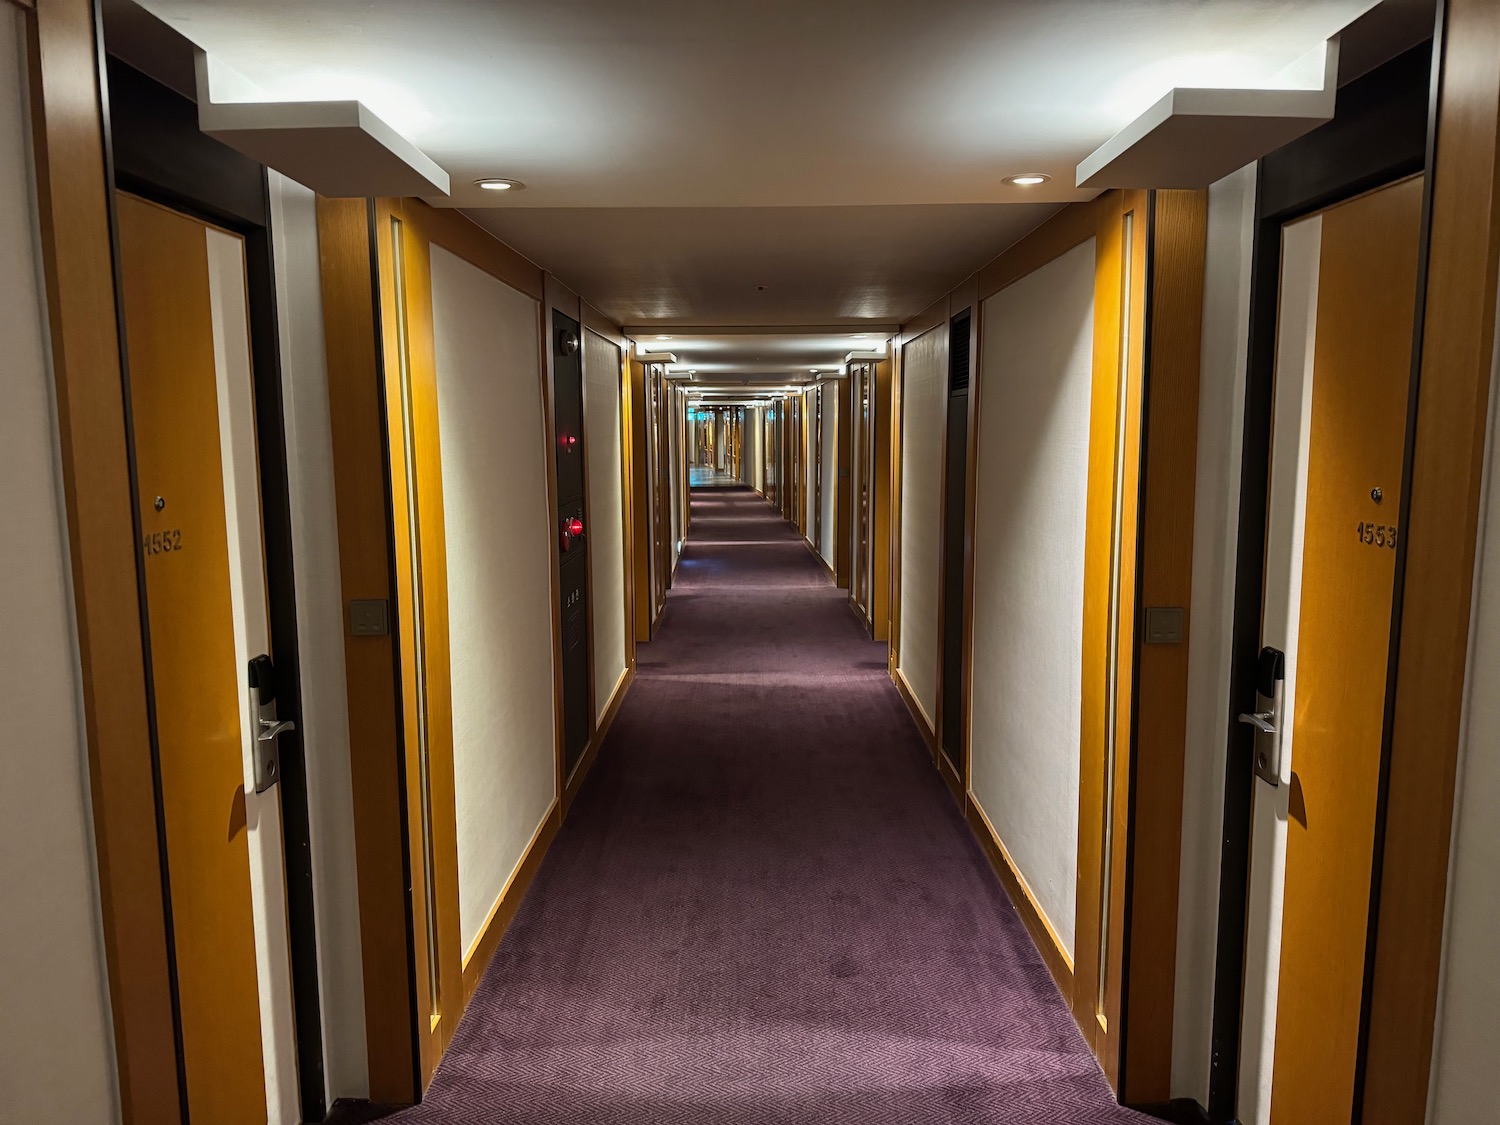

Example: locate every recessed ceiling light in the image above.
[1003,173,1051,187]
[851,333,870,339]
[474,178,526,191]
[656,335,674,340]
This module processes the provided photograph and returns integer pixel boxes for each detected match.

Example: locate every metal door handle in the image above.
[1238,711,1277,735]
[257,718,296,743]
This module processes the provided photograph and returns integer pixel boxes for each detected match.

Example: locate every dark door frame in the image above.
[101,48,329,1123]
[1206,39,1433,1123]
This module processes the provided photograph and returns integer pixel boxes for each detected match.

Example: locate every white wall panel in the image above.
[267,172,370,1099]
[1170,162,1255,1102]
[0,12,119,1120]
[804,388,818,535]
[968,238,1096,960]
[896,325,946,726]
[584,329,628,721]
[429,246,557,953]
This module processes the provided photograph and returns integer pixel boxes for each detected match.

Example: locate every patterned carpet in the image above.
[389,486,1149,1124]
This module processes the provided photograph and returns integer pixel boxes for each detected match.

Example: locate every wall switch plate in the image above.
[349,598,390,637]
[1144,606,1185,645]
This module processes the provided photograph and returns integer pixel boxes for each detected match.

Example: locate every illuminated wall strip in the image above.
[1098,209,1135,1019]
[390,217,443,1019]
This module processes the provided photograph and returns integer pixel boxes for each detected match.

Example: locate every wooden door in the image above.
[117,194,269,1124]
[1259,176,1424,1124]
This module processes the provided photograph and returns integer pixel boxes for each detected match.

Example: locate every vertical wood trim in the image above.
[887,337,906,677]
[1074,191,1127,1050]
[1120,189,1209,1104]
[955,273,981,793]
[376,199,466,1073]
[1362,1,1500,1118]
[313,195,417,1104]
[629,357,653,641]
[1102,189,1152,1087]
[26,1,184,1118]
[872,357,894,642]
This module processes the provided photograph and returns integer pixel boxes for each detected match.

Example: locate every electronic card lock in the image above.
[1239,646,1286,787]
[248,654,295,794]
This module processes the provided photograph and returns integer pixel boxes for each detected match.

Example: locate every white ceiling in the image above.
[139,0,1376,208]
[627,330,890,389]
[135,0,1395,365]
[478,203,1059,326]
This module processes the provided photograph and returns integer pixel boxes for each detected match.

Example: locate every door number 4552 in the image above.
[1357,522,1398,549]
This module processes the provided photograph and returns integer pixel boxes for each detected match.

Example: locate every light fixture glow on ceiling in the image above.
[656,335,674,340]
[1004,173,1051,187]
[475,178,526,191]
[851,333,869,338]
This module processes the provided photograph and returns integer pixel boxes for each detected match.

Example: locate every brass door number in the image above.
[1356,522,1398,549]
[142,529,183,555]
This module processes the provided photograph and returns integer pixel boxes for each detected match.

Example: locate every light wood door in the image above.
[117,194,269,1124]
[1260,176,1423,1124]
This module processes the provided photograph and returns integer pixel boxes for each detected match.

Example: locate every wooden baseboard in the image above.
[966,796,1075,999]
[564,663,634,812]
[460,800,562,1002]
[805,538,835,581]
[936,747,964,806]
[893,666,937,754]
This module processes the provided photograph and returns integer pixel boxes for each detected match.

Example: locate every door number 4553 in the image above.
[1357,522,1398,549]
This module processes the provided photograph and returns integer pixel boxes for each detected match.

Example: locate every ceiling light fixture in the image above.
[1003,173,1051,187]
[656,335,674,340]
[851,333,870,339]
[475,178,526,191]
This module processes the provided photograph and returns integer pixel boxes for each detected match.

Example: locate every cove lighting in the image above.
[475,178,525,191]
[1003,173,1050,187]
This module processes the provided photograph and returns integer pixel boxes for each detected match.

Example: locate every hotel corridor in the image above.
[391,486,1145,1124]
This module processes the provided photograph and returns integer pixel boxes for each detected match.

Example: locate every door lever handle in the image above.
[1238,711,1277,735]
[257,718,296,743]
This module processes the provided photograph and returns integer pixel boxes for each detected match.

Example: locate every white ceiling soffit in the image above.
[193,52,450,197]
[1076,38,1339,189]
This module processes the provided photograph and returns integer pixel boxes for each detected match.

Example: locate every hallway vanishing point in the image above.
[392,485,1147,1124]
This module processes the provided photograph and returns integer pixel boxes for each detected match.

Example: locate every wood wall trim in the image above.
[314,195,418,1104]
[1120,189,1208,1104]
[1362,2,1500,1118]
[564,664,633,810]
[835,378,853,585]
[459,800,562,1002]
[872,356,894,642]
[902,293,948,345]
[373,198,465,1078]
[394,200,543,300]
[966,798,1076,996]
[978,200,1101,301]
[582,301,629,349]
[893,666,936,753]
[26,1,183,1117]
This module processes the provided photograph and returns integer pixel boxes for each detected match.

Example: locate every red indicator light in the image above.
[567,517,584,537]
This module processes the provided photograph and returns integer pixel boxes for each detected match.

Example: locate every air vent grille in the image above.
[949,313,971,395]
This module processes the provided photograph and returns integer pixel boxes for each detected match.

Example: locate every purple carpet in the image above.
[392,486,1149,1124]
